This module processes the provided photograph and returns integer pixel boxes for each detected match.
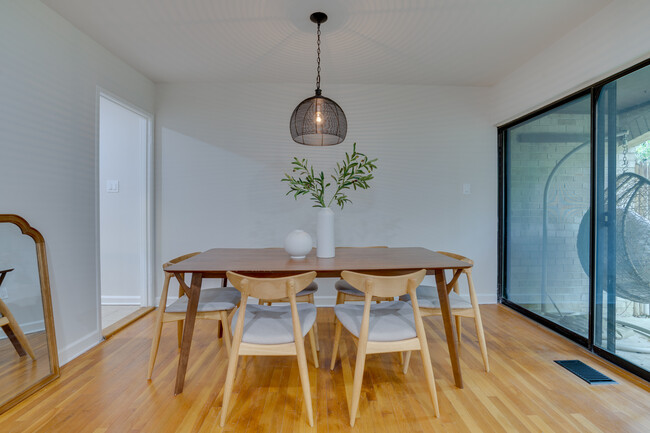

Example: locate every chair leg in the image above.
[0,300,36,360]
[330,320,342,370]
[295,339,314,426]
[412,293,440,417]
[308,294,320,351]
[466,270,489,372]
[419,346,440,417]
[148,273,171,379]
[308,327,319,368]
[335,291,344,305]
[3,323,36,360]
[220,335,241,427]
[349,339,368,427]
[258,299,264,305]
[402,351,412,374]
[312,321,320,351]
[219,310,232,356]
[147,308,166,379]
[474,314,489,372]
[455,315,462,352]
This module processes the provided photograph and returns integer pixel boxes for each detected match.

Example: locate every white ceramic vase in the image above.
[284,229,313,259]
[316,207,335,258]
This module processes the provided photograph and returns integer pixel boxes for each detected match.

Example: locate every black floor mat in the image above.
[554,360,616,384]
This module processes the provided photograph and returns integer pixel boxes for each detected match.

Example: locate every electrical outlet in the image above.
[463,183,471,195]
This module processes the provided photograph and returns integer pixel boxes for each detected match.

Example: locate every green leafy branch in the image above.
[636,140,650,163]
[282,143,378,209]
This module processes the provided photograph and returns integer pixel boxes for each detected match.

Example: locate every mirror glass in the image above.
[0,215,58,413]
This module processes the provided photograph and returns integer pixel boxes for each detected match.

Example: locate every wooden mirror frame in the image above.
[0,214,59,413]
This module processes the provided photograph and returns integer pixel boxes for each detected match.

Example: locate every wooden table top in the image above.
[165,247,471,277]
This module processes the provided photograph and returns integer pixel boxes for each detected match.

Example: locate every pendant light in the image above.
[290,12,347,146]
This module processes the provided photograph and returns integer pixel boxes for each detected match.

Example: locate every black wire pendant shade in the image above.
[290,12,347,146]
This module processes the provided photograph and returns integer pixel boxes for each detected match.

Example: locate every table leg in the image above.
[174,272,202,395]
[434,269,463,388]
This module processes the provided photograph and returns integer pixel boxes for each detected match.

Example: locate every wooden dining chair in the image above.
[330,269,439,426]
[257,280,320,354]
[220,271,318,427]
[0,277,36,360]
[400,251,489,373]
[334,246,394,304]
[146,252,241,380]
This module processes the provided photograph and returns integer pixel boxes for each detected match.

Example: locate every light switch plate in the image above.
[106,179,119,193]
[463,183,471,195]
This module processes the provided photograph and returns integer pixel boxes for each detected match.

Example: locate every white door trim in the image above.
[95,88,154,333]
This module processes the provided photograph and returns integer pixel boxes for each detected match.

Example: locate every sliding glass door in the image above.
[500,59,650,380]
[594,65,650,373]
[504,95,591,339]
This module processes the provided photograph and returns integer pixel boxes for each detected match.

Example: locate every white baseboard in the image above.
[101,295,142,306]
[22,319,46,334]
[58,330,102,366]
[0,319,46,340]
[0,320,45,340]
[477,293,497,304]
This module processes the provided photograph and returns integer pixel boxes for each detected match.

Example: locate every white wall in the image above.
[99,96,148,305]
[0,1,155,364]
[491,0,650,125]
[156,82,497,304]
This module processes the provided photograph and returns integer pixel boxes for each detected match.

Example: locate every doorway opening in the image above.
[98,92,154,337]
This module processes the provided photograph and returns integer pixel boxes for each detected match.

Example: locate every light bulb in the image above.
[315,111,322,123]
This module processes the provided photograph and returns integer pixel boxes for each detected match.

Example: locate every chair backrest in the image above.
[436,251,473,269]
[341,269,426,299]
[437,251,475,295]
[162,252,202,297]
[226,271,317,300]
[0,298,11,319]
[162,252,202,272]
[227,271,317,348]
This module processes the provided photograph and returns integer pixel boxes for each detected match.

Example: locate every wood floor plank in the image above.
[0,305,648,432]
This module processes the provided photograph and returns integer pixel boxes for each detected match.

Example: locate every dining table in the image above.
[165,246,472,394]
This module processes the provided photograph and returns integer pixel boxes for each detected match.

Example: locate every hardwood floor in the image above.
[102,306,154,339]
[0,331,50,406]
[0,305,648,432]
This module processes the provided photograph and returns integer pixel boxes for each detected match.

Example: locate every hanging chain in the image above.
[316,23,321,91]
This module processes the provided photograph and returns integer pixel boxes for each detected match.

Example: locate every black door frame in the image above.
[497,57,650,382]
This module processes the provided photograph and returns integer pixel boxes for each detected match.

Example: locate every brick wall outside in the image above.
[507,103,650,318]
[507,111,591,315]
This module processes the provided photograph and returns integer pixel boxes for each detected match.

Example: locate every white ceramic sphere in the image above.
[284,230,313,259]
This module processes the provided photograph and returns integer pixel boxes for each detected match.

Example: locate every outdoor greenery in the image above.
[636,140,650,163]
[282,143,378,209]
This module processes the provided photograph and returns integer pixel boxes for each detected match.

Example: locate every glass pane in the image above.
[505,95,591,337]
[595,64,650,373]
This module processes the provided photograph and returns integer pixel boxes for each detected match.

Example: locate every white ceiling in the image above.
[41,0,611,86]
